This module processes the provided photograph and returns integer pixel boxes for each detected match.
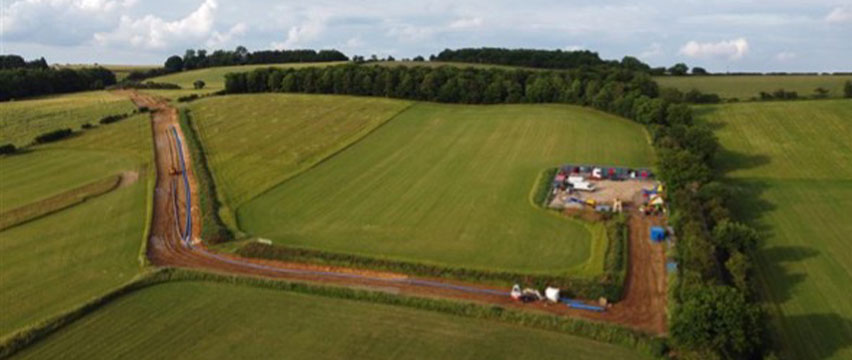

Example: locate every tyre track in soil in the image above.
[123,90,667,335]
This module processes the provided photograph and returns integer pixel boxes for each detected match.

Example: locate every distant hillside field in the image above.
[211,97,655,275]
[14,281,651,360]
[655,75,852,100]
[149,62,348,91]
[188,94,413,207]
[59,64,158,81]
[0,114,153,337]
[698,99,852,360]
[0,91,136,147]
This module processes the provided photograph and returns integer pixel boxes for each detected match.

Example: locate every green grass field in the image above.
[698,99,852,360]
[150,62,347,91]
[189,94,412,208]
[0,114,152,337]
[225,99,653,274]
[0,91,136,147]
[14,281,649,360]
[655,75,852,100]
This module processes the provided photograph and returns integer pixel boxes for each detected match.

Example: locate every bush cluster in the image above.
[177,94,201,103]
[98,113,130,125]
[0,143,16,155]
[759,89,798,101]
[33,128,73,144]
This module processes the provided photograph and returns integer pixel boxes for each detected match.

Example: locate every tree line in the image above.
[432,47,641,70]
[0,56,116,101]
[223,64,660,107]
[1,55,48,70]
[126,47,348,82]
[225,63,767,358]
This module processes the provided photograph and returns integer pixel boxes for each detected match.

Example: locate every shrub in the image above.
[193,80,206,89]
[81,123,95,130]
[177,94,200,103]
[33,128,72,144]
[99,113,129,124]
[0,143,16,155]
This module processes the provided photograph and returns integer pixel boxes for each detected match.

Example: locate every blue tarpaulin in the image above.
[650,226,666,242]
[667,261,678,273]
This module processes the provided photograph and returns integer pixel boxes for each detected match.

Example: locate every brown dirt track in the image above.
[124,90,668,335]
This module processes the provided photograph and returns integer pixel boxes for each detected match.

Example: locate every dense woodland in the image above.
[225,63,766,359]
[432,47,645,70]
[0,55,116,101]
[126,47,348,81]
[0,55,49,70]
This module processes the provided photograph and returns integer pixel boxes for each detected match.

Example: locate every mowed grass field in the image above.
[0,91,136,147]
[0,113,153,336]
[230,99,654,274]
[15,281,650,360]
[189,94,412,208]
[698,99,852,360]
[655,75,852,100]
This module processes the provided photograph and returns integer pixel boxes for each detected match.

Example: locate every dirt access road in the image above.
[125,90,667,335]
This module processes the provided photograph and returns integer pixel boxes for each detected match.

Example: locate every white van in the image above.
[573,182,596,192]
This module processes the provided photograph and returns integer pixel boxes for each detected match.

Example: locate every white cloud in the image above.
[271,13,328,49]
[639,42,663,59]
[679,13,809,27]
[826,6,852,23]
[345,36,365,48]
[679,38,749,60]
[386,23,437,42]
[563,45,585,51]
[206,22,247,47]
[775,51,796,62]
[1,0,137,44]
[93,0,218,50]
[448,17,482,29]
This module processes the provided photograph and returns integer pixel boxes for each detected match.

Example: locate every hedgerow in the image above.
[156,269,668,358]
[236,242,622,300]
[0,268,666,359]
[178,109,233,243]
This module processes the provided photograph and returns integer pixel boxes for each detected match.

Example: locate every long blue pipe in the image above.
[170,126,192,243]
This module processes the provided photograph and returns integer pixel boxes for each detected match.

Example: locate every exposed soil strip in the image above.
[125,90,668,335]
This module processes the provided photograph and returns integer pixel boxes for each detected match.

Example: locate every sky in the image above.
[1,0,850,72]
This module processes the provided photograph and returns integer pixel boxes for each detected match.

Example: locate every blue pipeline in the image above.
[170,126,192,244]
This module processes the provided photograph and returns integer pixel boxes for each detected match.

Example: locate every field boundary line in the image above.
[0,174,121,231]
[0,269,167,359]
[233,100,417,226]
